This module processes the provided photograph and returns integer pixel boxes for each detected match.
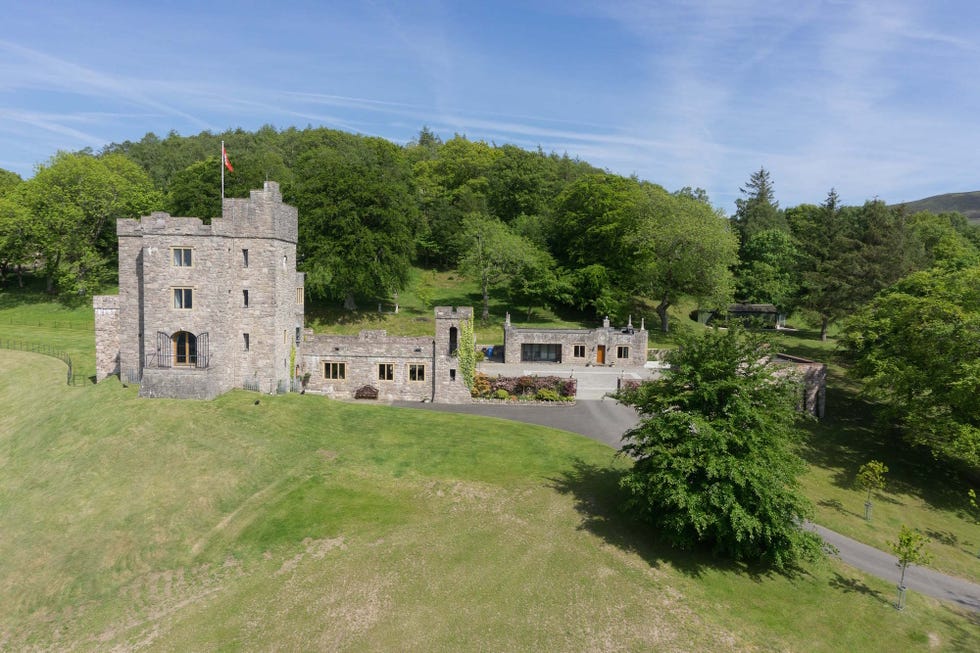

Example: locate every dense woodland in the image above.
[0,125,978,473]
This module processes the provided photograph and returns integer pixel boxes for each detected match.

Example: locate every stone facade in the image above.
[772,354,827,418]
[299,306,474,403]
[94,182,305,399]
[502,313,648,367]
[93,295,119,381]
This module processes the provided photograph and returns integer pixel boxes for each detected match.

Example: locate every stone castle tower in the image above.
[432,306,475,403]
[94,182,305,399]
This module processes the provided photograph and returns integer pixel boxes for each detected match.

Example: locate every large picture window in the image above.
[172,247,192,267]
[520,343,562,363]
[173,287,193,309]
[408,364,425,381]
[324,362,346,380]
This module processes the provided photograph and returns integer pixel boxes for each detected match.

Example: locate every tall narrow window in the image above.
[173,288,193,309]
[243,289,249,307]
[172,248,192,267]
[448,326,458,356]
[243,333,250,351]
[296,287,304,304]
[242,248,249,267]
[295,327,301,346]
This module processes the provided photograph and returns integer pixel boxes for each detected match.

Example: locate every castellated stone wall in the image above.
[95,181,304,399]
[299,306,475,404]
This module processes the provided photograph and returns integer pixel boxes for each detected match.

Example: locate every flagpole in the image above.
[221,140,225,201]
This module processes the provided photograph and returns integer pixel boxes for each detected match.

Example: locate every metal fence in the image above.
[0,339,77,385]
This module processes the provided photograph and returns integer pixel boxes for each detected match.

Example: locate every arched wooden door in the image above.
[173,331,197,366]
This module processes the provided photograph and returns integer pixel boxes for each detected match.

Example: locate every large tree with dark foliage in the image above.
[617,327,822,569]
[732,167,787,243]
[292,137,417,309]
[840,264,980,470]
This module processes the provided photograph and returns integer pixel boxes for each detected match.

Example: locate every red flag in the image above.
[222,145,233,172]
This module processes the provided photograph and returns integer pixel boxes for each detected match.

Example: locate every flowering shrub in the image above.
[472,374,577,400]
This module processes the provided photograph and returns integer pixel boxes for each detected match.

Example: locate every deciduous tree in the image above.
[856,460,888,520]
[839,264,980,470]
[457,213,533,322]
[632,187,738,332]
[617,327,822,568]
[293,138,417,309]
[20,152,161,295]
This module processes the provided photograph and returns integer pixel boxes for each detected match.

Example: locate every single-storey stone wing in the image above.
[94,182,304,399]
[501,313,648,366]
[299,306,473,403]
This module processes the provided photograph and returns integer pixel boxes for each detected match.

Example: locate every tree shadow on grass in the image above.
[548,458,812,584]
[828,572,888,607]
[936,602,980,650]
[924,529,959,547]
[798,373,970,514]
[817,498,864,520]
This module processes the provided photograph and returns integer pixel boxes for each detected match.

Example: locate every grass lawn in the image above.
[0,280,99,381]
[2,349,978,651]
[798,369,980,584]
[303,267,704,349]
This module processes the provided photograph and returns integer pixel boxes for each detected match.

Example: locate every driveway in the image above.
[393,398,640,448]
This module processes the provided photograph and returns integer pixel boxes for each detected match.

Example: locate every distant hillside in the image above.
[892,191,980,223]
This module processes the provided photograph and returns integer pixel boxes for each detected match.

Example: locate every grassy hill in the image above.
[892,191,980,223]
[2,350,978,651]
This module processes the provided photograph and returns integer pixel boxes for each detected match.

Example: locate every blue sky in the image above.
[1,0,978,212]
